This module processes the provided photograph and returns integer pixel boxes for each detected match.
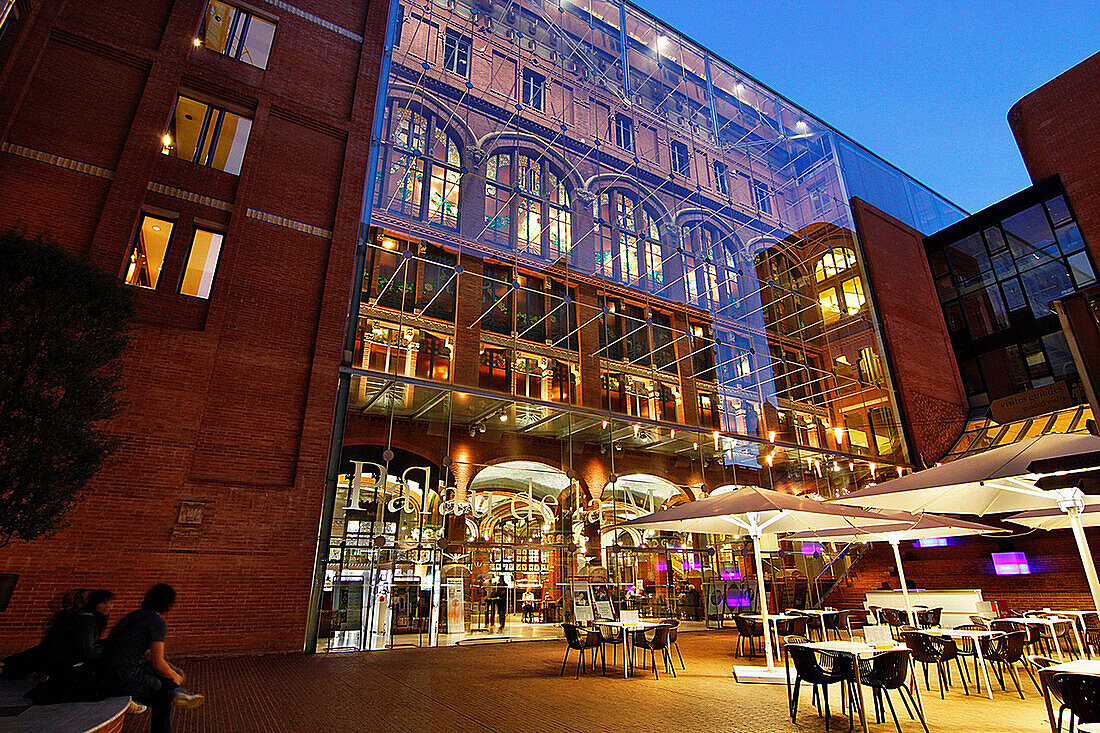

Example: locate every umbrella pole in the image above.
[890,540,914,625]
[752,533,775,669]
[1067,507,1100,612]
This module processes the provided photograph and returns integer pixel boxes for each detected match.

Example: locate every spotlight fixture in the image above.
[614,442,622,451]
[601,419,609,429]
[767,430,776,442]
[498,411,508,422]
[632,424,640,437]
[692,442,699,450]
[833,427,845,444]
[468,425,476,438]
[669,428,676,439]
[478,422,487,434]
[192,37,203,47]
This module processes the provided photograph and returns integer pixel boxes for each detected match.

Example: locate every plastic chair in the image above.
[858,649,928,733]
[734,614,765,658]
[659,618,685,670]
[560,623,602,678]
[983,630,1028,699]
[969,615,990,628]
[1029,656,1065,729]
[880,608,908,639]
[632,624,674,679]
[901,630,968,698]
[786,644,856,731]
[597,623,624,666]
[1055,673,1100,732]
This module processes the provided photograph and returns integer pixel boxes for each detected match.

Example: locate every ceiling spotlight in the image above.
[498,412,508,422]
[614,442,622,451]
[601,419,609,429]
[192,37,203,47]
[478,422,487,434]
[669,428,676,439]
[768,430,776,443]
[632,424,640,437]
[468,426,477,438]
[834,427,845,444]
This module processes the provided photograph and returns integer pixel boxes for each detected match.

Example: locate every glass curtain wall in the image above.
[313,0,967,652]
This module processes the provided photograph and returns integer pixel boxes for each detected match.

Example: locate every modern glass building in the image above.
[308,0,966,651]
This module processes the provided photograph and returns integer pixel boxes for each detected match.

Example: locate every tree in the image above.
[0,229,132,545]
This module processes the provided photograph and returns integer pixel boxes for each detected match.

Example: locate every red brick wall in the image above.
[850,198,969,466]
[828,530,1100,614]
[1010,50,1100,265]
[0,0,388,655]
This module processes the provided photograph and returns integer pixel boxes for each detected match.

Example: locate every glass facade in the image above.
[925,178,1096,410]
[312,0,966,652]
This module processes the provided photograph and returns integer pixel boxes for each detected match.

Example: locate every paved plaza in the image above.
[131,631,1055,732]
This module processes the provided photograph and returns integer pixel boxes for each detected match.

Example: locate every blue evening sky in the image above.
[635,0,1100,214]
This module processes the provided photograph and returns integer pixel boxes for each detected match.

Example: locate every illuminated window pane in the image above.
[517,198,541,255]
[124,215,174,290]
[202,1,276,69]
[166,95,252,175]
[180,229,224,298]
[819,287,841,323]
[426,164,460,229]
[841,277,865,313]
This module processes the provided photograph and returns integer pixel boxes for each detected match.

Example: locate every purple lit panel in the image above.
[992,551,1030,576]
[916,538,948,548]
[725,590,751,608]
[800,542,824,555]
[719,568,742,580]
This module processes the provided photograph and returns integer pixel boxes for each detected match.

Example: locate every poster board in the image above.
[592,584,615,620]
[571,581,594,623]
[335,579,363,631]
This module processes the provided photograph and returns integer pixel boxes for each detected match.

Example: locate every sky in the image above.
[634,0,1100,214]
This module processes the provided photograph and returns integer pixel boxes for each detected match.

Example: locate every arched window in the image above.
[681,222,741,309]
[595,190,663,289]
[814,247,858,281]
[755,247,807,336]
[814,247,865,324]
[377,102,462,229]
[484,151,572,261]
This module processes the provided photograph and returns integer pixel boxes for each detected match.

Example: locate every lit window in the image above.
[819,287,841,323]
[713,161,729,195]
[595,191,660,286]
[443,29,471,77]
[124,215,175,290]
[201,1,276,69]
[815,247,858,281]
[164,95,252,175]
[992,551,1030,576]
[809,183,829,216]
[483,150,571,259]
[614,114,634,152]
[521,68,545,111]
[378,103,461,230]
[841,277,865,313]
[670,140,690,176]
[180,228,224,298]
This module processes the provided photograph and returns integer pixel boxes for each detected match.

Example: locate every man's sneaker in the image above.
[173,691,205,709]
[127,700,148,714]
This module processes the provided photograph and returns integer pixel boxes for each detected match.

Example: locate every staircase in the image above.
[817,544,896,609]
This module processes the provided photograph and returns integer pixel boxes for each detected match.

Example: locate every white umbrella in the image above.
[786,514,1004,624]
[1007,498,1100,530]
[619,486,915,678]
[833,433,1100,611]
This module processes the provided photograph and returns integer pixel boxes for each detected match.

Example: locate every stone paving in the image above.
[128,631,1057,732]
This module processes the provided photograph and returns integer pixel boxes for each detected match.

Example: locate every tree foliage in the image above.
[0,229,132,544]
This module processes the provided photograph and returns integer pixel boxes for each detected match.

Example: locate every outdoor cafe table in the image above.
[743,613,799,656]
[1037,659,1100,733]
[784,640,911,733]
[1028,610,1094,658]
[796,608,839,640]
[923,627,1003,699]
[594,620,662,679]
[1001,616,1084,661]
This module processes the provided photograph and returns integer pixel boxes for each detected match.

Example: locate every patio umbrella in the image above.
[833,433,1100,611]
[618,486,916,679]
[786,514,1004,624]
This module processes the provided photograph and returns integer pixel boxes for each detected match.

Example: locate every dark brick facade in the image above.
[0,0,388,655]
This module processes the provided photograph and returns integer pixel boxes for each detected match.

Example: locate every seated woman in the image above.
[48,589,115,677]
[2,588,89,680]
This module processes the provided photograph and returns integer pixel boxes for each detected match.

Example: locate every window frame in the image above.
[594,190,662,288]
[164,94,253,176]
[123,213,177,291]
[614,113,634,153]
[521,68,545,111]
[200,1,277,69]
[670,140,690,176]
[442,28,472,78]
[179,226,225,299]
[377,102,462,230]
[483,149,572,260]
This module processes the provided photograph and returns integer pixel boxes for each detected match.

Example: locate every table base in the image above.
[732,665,787,684]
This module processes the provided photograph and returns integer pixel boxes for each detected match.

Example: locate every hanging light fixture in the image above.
[833,426,845,444]
[767,430,776,443]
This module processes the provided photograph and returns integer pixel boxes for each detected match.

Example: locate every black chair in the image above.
[969,615,990,628]
[786,644,856,731]
[1082,612,1100,657]
[823,610,844,641]
[1055,672,1100,732]
[835,609,859,640]
[632,624,674,679]
[776,615,809,644]
[858,649,928,733]
[912,607,941,629]
[734,614,765,658]
[880,608,908,639]
[994,618,1043,657]
[1030,657,1066,730]
[902,630,968,698]
[867,605,883,624]
[659,618,685,670]
[597,623,624,666]
[560,623,602,678]
[983,630,1028,699]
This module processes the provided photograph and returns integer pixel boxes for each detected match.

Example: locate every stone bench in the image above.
[0,680,131,732]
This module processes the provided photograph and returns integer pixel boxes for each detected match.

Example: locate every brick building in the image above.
[0,0,389,654]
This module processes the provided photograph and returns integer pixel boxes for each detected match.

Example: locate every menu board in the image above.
[571,581,594,623]
[592,584,614,619]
